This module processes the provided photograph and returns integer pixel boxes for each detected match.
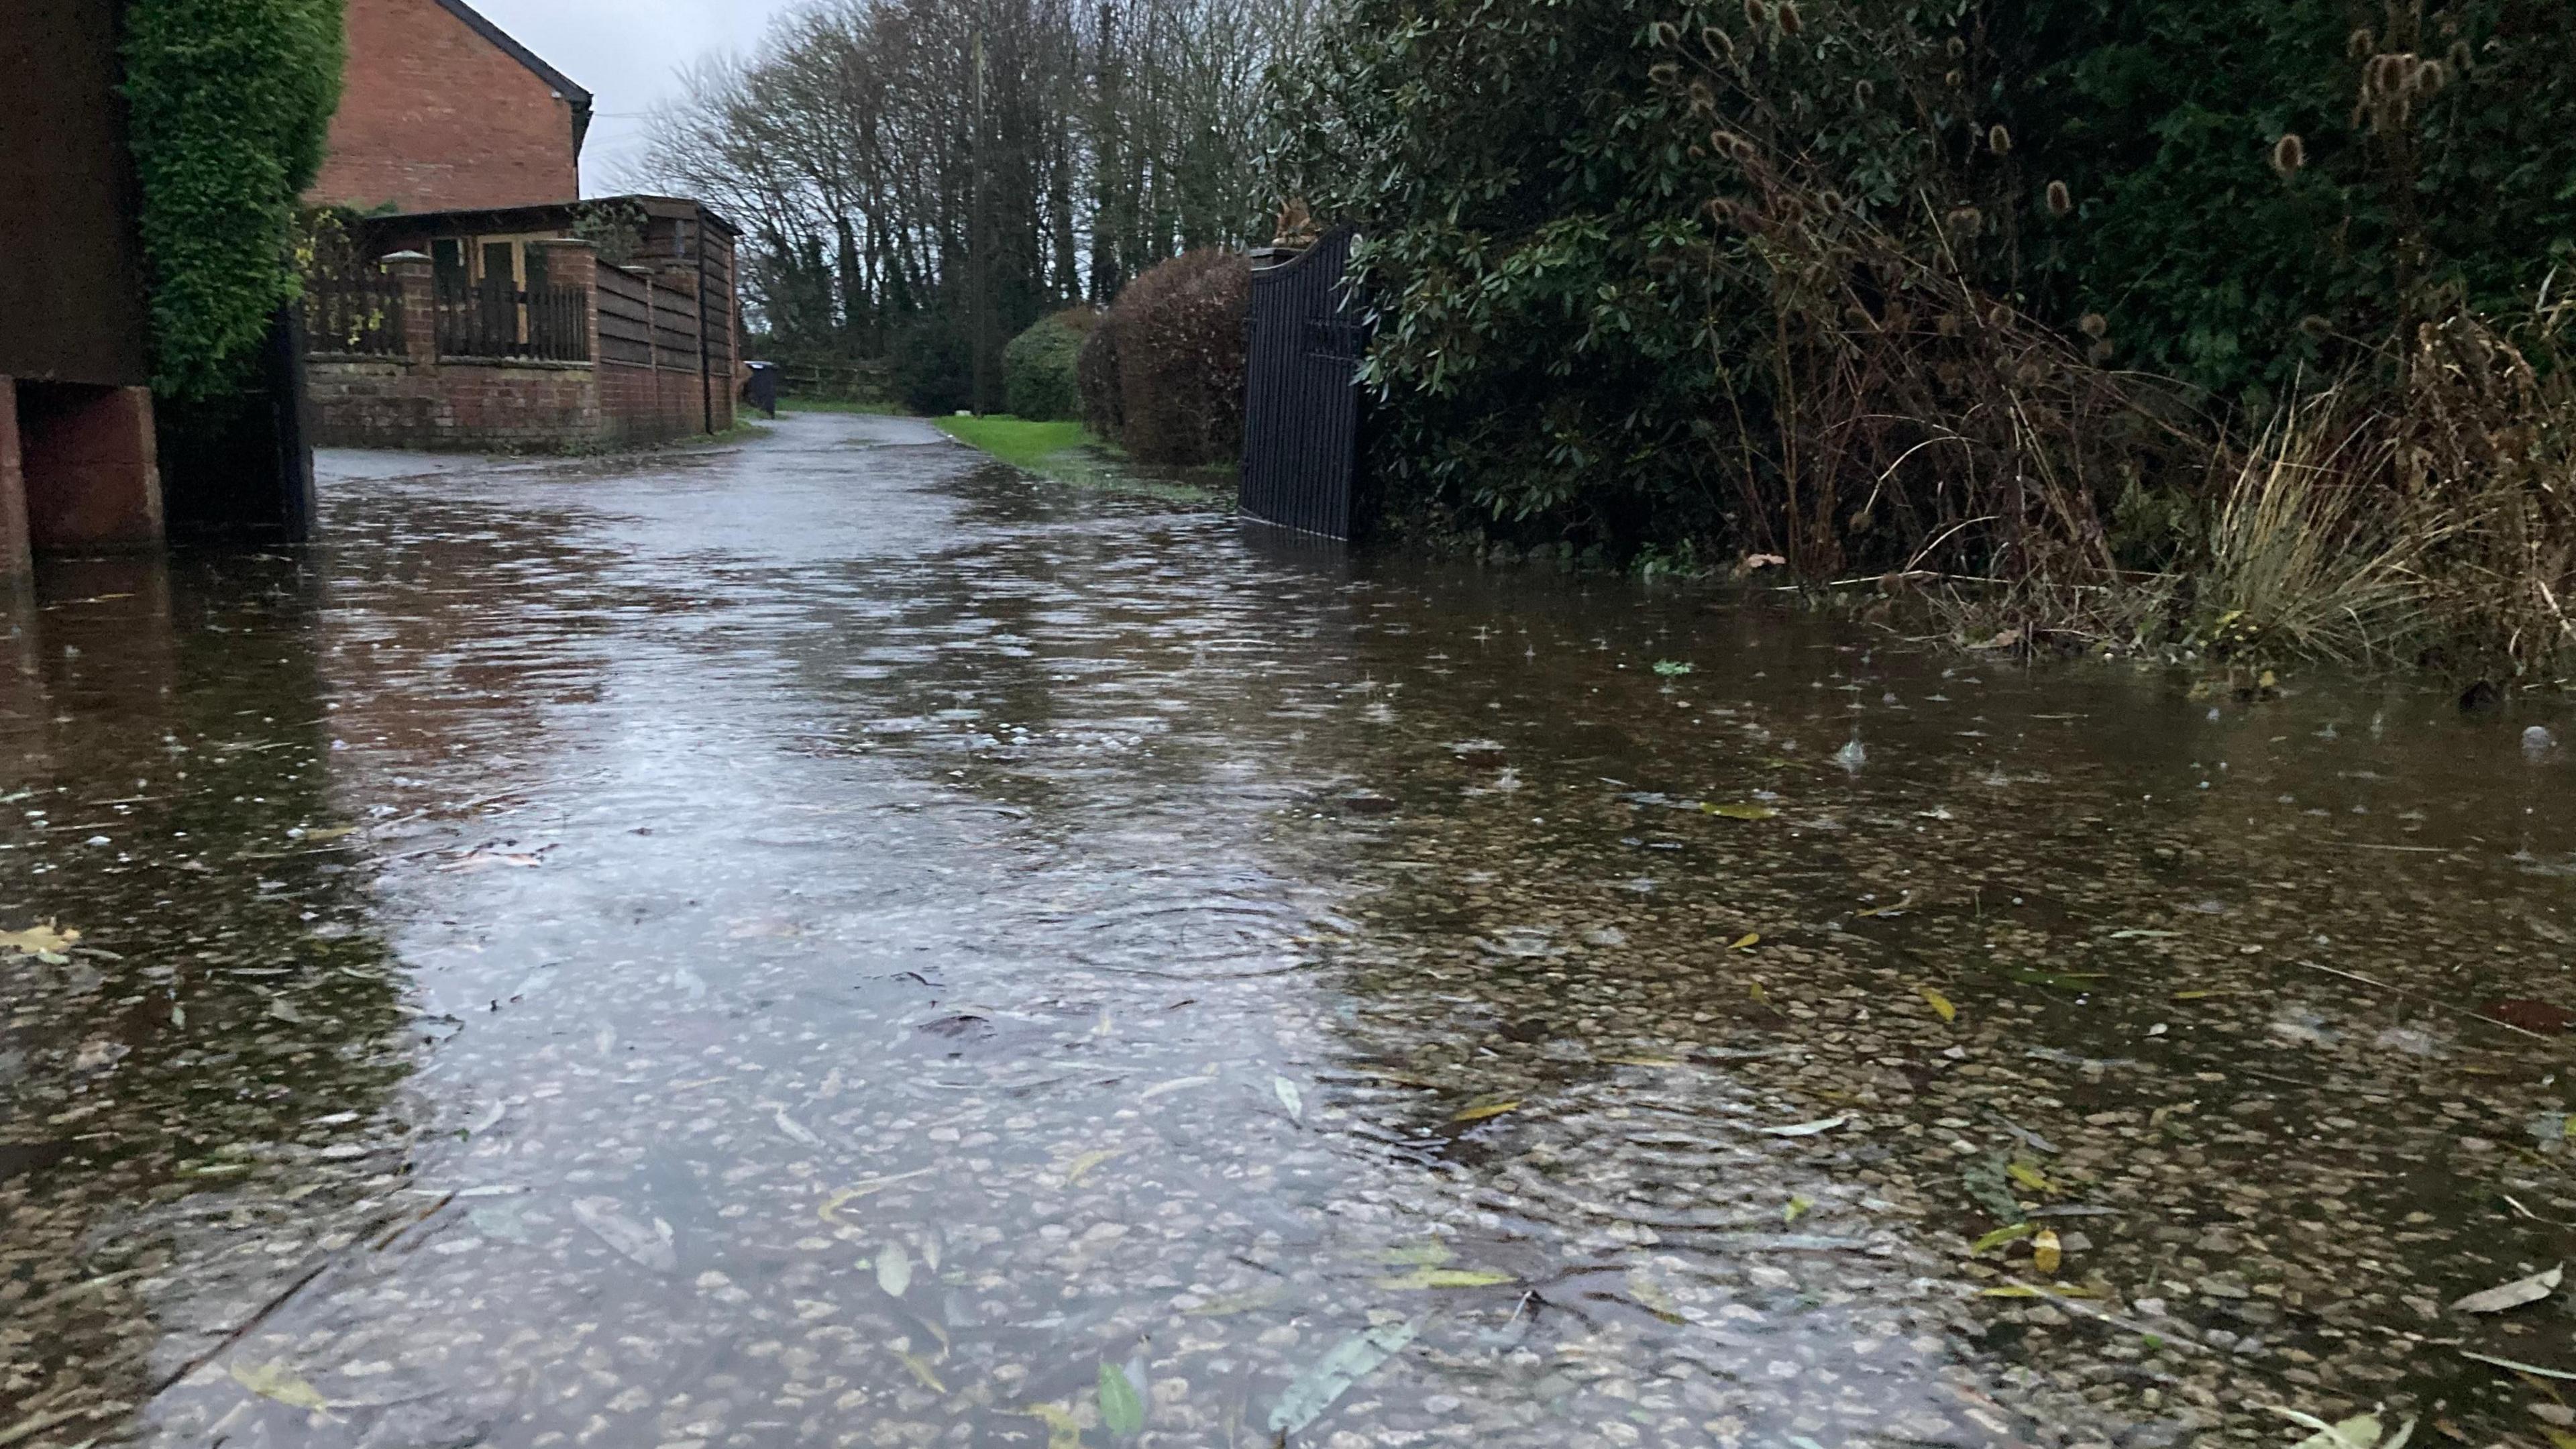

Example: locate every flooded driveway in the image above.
[5,412,2575,1448]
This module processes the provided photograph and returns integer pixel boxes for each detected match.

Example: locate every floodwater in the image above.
[4,413,2574,1449]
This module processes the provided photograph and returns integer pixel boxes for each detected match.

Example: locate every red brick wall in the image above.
[311,358,718,451]
[310,359,603,451]
[310,0,580,213]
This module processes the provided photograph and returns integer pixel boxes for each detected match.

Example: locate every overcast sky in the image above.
[464,0,813,194]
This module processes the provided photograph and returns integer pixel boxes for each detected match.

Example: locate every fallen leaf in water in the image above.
[1452,1100,1521,1124]
[1784,1196,1815,1224]
[1748,982,1769,1005]
[1627,1269,1685,1322]
[1918,985,1957,1022]
[1970,1222,2039,1254]
[1139,1071,1218,1102]
[2449,1263,2562,1314]
[1066,1150,1116,1187]
[2006,1161,2059,1194]
[773,1108,820,1145]
[895,1348,947,1393]
[2263,1406,2404,1449]
[1981,1283,2101,1299]
[1729,932,1761,951]
[435,852,541,874]
[572,1197,676,1273]
[1273,1075,1305,1121]
[1762,1116,1847,1137]
[1017,1405,1084,1449]
[230,1360,329,1412]
[877,1242,912,1297]
[268,998,308,1024]
[1267,1321,1419,1436]
[1185,1288,1281,1317]
[2483,1000,2576,1033]
[1376,1267,1517,1290]
[301,826,358,843]
[2538,1429,2576,1449]
[1706,803,1780,821]
[0,922,80,961]
[1856,894,1915,918]
[1099,1361,1146,1437]
[818,1170,934,1222]
[1601,1055,1680,1067]
[2032,1228,2063,1275]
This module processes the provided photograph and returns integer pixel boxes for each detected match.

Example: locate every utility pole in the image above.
[971,23,994,415]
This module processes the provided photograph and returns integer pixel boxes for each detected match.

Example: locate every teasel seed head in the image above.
[1937,313,1963,337]
[1945,68,1965,89]
[2413,58,2449,95]
[1777,1,1802,35]
[1650,61,1680,85]
[2298,315,2334,338]
[1854,78,1875,105]
[2271,133,2305,178]
[1652,20,1680,46]
[1702,25,1735,60]
[1944,205,1984,239]
[1947,34,1967,58]
[1743,0,1768,29]
[1817,188,1844,213]
[2078,312,2108,339]
[1988,123,2012,155]
[2369,52,2409,97]
[2045,179,2073,217]
[2448,39,2473,72]
[2348,27,2374,58]
[2088,339,2114,365]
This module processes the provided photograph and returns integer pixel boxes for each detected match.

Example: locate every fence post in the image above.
[381,252,436,372]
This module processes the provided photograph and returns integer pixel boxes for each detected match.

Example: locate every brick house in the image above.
[305,198,740,450]
[311,0,593,215]
[303,1,741,449]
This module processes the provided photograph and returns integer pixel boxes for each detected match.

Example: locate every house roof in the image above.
[354,194,743,241]
[435,0,596,154]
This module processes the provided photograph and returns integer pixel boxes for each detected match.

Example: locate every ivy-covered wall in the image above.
[121,0,345,400]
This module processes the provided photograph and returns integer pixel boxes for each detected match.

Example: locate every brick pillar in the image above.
[0,378,29,576]
[382,252,437,370]
[19,383,162,551]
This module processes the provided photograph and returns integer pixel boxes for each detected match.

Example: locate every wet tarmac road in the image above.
[4,412,2575,1448]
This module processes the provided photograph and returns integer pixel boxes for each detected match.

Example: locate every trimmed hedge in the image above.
[1003,309,1097,421]
[1085,252,1252,467]
[123,0,345,400]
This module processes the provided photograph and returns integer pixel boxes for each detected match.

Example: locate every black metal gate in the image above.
[1239,229,1364,539]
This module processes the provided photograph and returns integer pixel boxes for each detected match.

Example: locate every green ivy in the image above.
[122,0,345,400]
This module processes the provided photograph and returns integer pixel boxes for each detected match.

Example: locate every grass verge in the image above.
[934,414,1232,504]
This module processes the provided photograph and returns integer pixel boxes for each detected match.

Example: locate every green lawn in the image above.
[932,413,1234,504]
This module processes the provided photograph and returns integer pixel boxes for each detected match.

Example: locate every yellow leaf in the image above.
[2005,1161,2057,1194]
[1707,803,1780,821]
[818,1169,936,1222]
[1601,1055,1680,1067]
[1452,1100,1521,1124]
[1065,1150,1116,1187]
[896,1350,949,1394]
[1982,1283,2099,1299]
[1748,981,1769,1004]
[1018,1405,1085,1449]
[0,922,80,957]
[230,1360,329,1413]
[1784,1196,1814,1224]
[2033,1228,2062,1275]
[1917,985,1956,1022]
[1376,1267,1517,1290]
[1970,1222,2037,1254]
[2540,1429,2576,1449]
[302,826,358,843]
[1729,932,1761,951]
